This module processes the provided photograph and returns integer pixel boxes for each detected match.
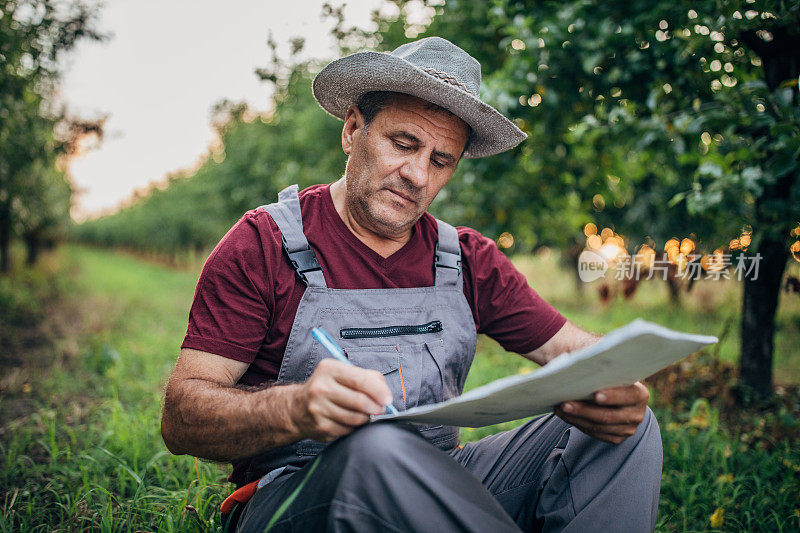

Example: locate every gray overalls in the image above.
[236,184,664,532]
[244,184,477,482]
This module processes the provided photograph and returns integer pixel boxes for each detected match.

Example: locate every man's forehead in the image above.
[375,94,469,149]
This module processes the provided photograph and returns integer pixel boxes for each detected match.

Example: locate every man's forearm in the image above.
[161,378,304,462]
[525,321,602,366]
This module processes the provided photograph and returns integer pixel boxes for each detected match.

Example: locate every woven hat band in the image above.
[420,68,475,96]
[390,38,481,97]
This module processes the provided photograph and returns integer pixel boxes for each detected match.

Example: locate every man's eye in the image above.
[393,141,411,151]
[432,160,445,168]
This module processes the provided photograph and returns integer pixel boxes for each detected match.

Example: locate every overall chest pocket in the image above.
[346,340,461,416]
[333,320,453,413]
[296,339,455,456]
[345,346,404,410]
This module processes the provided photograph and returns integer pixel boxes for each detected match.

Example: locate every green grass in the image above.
[1,244,799,531]
[655,406,800,532]
[1,246,227,531]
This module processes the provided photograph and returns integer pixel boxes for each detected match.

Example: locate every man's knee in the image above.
[604,406,662,472]
[565,405,662,477]
[638,406,662,458]
[325,422,427,467]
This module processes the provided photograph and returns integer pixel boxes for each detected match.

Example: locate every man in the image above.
[161,37,662,532]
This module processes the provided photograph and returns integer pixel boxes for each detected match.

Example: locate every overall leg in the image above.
[236,422,522,533]
[452,407,663,532]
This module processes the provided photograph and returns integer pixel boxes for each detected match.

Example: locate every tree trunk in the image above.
[665,261,681,305]
[0,198,11,273]
[562,241,585,294]
[739,237,788,399]
[25,232,40,266]
[666,275,681,305]
[738,165,794,401]
[736,26,799,400]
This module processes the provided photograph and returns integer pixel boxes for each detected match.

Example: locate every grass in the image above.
[1,246,227,531]
[1,243,799,531]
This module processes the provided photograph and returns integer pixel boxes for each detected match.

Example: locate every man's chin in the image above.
[367,205,419,236]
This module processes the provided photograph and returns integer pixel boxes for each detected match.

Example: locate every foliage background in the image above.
[2,0,799,531]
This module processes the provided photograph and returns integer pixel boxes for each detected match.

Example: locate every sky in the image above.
[60,0,388,219]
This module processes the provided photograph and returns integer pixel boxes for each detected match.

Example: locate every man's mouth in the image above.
[386,188,416,204]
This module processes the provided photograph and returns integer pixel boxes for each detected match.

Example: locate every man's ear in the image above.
[342,105,364,155]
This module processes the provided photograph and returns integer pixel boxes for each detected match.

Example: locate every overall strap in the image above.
[259,184,327,288]
[434,219,463,289]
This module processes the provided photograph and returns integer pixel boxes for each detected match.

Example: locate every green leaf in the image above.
[264,456,321,532]
[668,191,688,207]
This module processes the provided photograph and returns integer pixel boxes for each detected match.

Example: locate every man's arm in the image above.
[523,321,650,444]
[524,320,601,366]
[160,348,393,462]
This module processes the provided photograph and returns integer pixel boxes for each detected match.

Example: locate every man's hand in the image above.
[526,322,649,444]
[554,381,649,444]
[291,358,393,442]
[161,349,393,461]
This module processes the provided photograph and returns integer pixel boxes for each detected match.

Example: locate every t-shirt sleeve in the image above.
[460,227,567,354]
[181,212,273,363]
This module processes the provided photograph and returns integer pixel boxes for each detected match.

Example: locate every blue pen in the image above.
[311,327,399,416]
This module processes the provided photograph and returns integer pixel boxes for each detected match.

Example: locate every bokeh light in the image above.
[497,231,515,249]
[791,223,800,263]
[701,248,727,271]
[635,244,656,271]
[663,237,697,273]
[583,226,628,264]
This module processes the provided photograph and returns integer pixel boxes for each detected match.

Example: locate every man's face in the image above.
[342,93,470,239]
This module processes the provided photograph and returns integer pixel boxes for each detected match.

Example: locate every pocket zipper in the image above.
[340,320,443,339]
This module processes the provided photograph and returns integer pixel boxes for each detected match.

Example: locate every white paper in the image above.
[373,319,717,428]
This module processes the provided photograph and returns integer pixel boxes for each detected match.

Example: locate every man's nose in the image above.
[399,152,429,188]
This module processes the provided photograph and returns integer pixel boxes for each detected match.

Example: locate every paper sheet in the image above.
[373,319,718,428]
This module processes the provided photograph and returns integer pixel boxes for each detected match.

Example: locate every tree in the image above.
[408,0,799,398]
[0,0,105,271]
[74,0,798,398]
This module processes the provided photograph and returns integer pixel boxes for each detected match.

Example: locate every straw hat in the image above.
[312,36,527,159]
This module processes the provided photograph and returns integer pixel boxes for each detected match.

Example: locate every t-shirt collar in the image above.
[321,182,422,269]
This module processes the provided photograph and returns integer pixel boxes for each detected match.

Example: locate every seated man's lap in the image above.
[450,414,572,527]
[451,408,662,532]
[236,411,662,532]
[236,422,521,533]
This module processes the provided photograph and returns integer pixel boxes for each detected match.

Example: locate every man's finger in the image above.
[593,381,649,406]
[554,408,641,440]
[558,401,645,427]
[332,365,393,407]
[318,399,372,427]
[313,417,359,442]
[326,380,387,415]
[558,415,639,438]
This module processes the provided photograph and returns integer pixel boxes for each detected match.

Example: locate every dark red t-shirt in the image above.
[182,183,566,387]
[182,183,566,485]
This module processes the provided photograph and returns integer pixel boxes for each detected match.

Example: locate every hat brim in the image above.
[312,51,527,159]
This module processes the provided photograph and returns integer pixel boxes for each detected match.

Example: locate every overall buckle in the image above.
[434,243,461,272]
[284,243,323,285]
